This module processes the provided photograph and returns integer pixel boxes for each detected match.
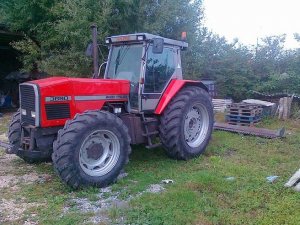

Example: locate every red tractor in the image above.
[1,27,213,188]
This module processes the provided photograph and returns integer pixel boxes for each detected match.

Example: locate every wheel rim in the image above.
[79,129,120,177]
[184,103,210,148]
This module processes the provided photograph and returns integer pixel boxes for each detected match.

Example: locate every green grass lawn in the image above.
[0,112,299,225]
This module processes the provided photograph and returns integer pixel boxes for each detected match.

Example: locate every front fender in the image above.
[154,79,208,115]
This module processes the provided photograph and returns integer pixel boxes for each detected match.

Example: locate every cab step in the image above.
[142,131,159,136]
[142,117,158,124]
[141,114,161,149]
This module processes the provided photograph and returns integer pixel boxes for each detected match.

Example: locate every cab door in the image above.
[141,45,176,112]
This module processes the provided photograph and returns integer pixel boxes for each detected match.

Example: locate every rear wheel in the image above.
[159,86,213,160]
[52,110,131,189]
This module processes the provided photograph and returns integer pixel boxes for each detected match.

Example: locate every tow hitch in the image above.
[0,141,15,154]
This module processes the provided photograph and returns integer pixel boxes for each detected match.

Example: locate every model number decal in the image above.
[45,96,71,102]
[74,95,128,101]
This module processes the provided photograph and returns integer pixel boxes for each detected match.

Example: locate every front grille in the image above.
[20,84,36,126]
[45,103,70,120]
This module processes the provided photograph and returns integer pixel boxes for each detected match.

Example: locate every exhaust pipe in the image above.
[91,24,99,79]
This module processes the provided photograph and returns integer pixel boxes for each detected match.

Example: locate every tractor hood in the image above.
[21,76,130,127]
[29,76,130,95]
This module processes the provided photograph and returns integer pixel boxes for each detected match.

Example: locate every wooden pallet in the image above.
[226,114,261,122]
[212,99,233,112]
[228,121,260,127]
[226,103,263,126]
[228,108,263,116]
[229,103,261,110]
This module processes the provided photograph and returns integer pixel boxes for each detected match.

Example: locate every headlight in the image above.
[21,109,27,115]
[31,111,36,118]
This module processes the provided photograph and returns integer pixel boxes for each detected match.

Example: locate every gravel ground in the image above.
[0,112,173,224]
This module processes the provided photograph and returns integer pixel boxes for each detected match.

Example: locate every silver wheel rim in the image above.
[79,129,120,177]
[184,103,210,148]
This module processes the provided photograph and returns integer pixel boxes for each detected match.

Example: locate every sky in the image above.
[203,0,300,49]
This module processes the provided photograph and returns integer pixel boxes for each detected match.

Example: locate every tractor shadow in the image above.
[129,144,169,164]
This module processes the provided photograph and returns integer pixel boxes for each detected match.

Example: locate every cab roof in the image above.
[106,33,188,49]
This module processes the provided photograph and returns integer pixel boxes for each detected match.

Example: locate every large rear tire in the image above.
[8,110,51,163]
[52,110,131,189]
[159,86,213,160]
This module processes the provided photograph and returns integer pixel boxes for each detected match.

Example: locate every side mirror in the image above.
[152,38,164,54]
[85,43,93,57]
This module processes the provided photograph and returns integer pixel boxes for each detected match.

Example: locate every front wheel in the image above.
[8,110,51,163]
[52,110,131,189]
[159,86,214,160]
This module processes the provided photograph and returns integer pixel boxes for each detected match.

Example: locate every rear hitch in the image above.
[0,140,16,154]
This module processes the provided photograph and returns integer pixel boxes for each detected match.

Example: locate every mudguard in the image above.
[154,79,208,115]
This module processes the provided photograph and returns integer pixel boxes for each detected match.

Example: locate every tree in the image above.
[253,35,300,94]
[1,0,203,76]
[2,0,299,99]
[253,34,286,78]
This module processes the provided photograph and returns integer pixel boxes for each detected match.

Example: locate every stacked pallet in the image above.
[212,99,233,112]
[226,103,262,126]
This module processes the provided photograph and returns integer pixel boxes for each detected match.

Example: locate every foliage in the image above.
[1,0,202,76]
[1,0,300,98]
[256,72,300,94]
[191,32,256,100]
[291,103,300,119]
[252,36,300,95]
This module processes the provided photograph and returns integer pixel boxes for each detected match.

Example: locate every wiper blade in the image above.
[142,43,150,61]
[114,49,121,75]
[114,45,129,75]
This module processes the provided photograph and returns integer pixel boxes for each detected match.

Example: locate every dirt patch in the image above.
[0,151,52,223]
[224,148,237,157]
[146,184,165,193]
[0,154,20,174]
[65,187,129,224]
[65,181,170,224]
[0,154,52,189]
[0,133,7,142]
[0,198,43,223]
[0,173,52,189]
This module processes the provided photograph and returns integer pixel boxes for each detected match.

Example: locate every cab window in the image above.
[144,46,175,93]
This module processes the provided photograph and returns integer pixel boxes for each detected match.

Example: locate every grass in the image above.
[0,112,300,224]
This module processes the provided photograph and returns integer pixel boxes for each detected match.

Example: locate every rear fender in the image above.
[154,79,208,115]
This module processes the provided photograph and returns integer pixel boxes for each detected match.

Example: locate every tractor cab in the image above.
[104,33,188,112]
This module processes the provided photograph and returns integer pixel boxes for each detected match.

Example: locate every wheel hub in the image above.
[184,108,202,142]
[79,130,120,177]
[86,143,104,160]
[184,103,209,148]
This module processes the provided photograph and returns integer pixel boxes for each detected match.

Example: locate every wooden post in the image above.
[287,96,293,118]
[277,97,293,120]
[278,98,284,120]
[283,97,288,120]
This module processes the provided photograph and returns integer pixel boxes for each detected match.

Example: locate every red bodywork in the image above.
[30,77,130,128]
[27,77,206,128]
[154,79,207,114]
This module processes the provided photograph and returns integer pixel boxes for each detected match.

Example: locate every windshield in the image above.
[106,44,143,83]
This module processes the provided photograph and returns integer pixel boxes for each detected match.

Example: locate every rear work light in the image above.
[109,35,145,43]
[137,35,144,41]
